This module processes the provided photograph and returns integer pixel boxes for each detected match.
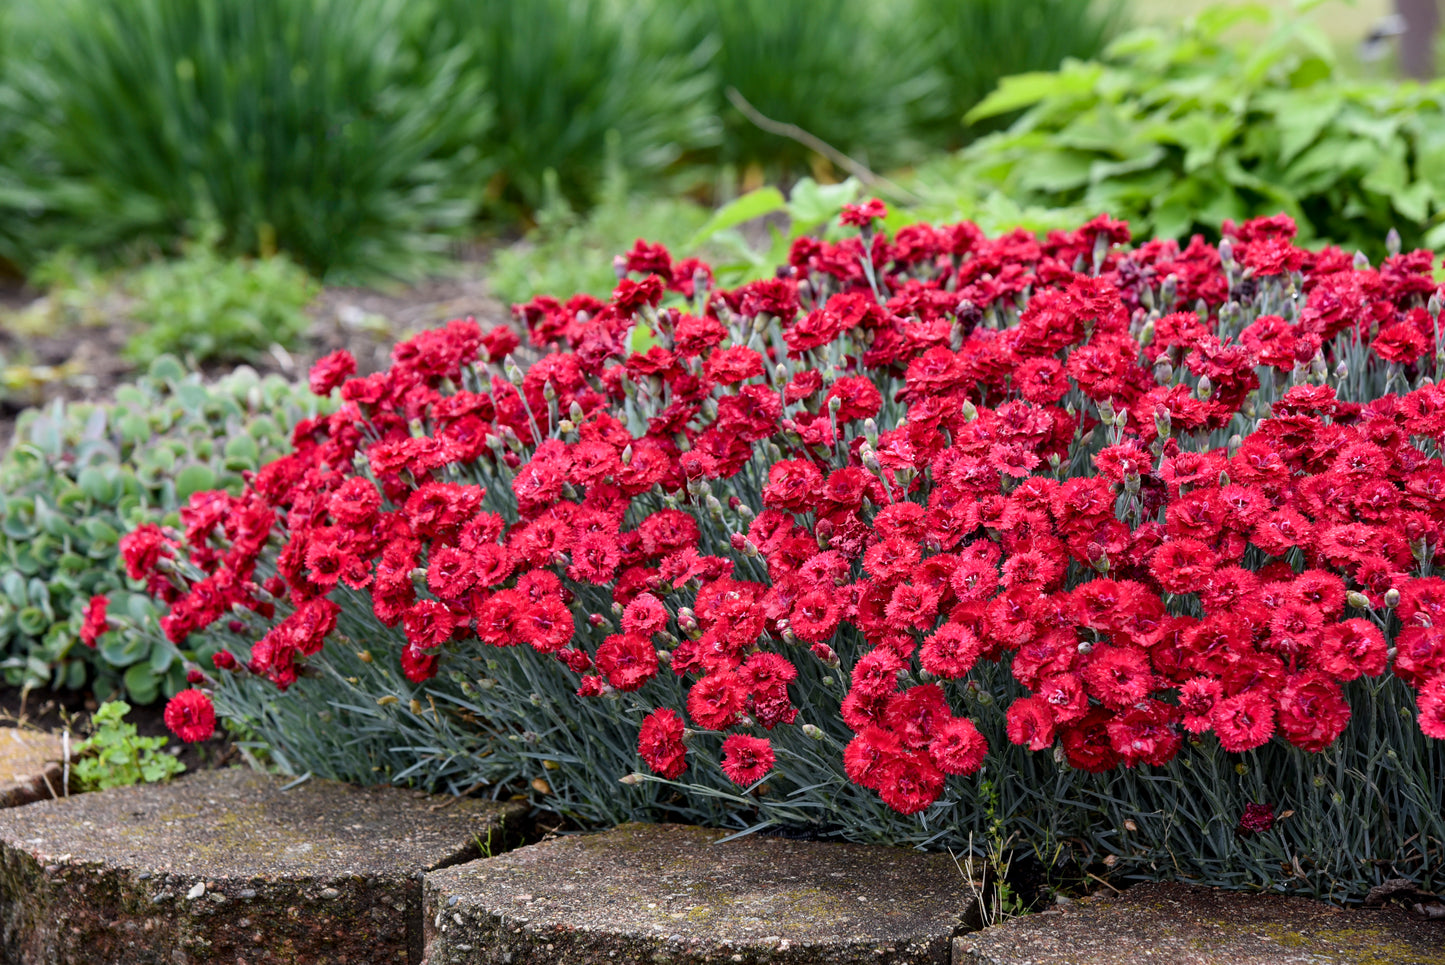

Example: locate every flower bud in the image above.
[1353,250,1369,271]
[1218,238,1233,264]
[619,772,645,785]
[1385,588,1400,608]
[1196,375,1212,400]
[803,724,825,741]
[1386,227,1401,257]
[1346,591,1371,610]
[1153,354,1174,384]
[962,400,978,422]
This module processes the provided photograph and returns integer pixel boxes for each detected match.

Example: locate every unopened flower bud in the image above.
[1218,238,1233,264]
[802,724,825,741]
[1153,406,1172,440]
[542,380,557,403]
[619,772,646,786]
[1386,227,1402,257]
[1385,588,1400,608]
[1097,398,1116,424]
[1153,354,1174,384]
[1346,591,1371,610]
[1077,641,1094,655]
[1429,291,1443,319]
[1197,375,1212,400]
[1353,250,1369,271]
[962,400,978,422]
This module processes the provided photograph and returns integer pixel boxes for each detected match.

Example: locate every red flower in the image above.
[1005,696,1056,751]
[1236,802,1276,837]
[1417,675,1445,740]
[401,643,439,683]
[79,595,110,648]
[163,689,215,743]
[876,753,944,815]
[687,672,745,729]
[841,198,888,227]
[212,651,239,671]
[638,708,688,779]
[1210,691,1276,752]
[720,734,774,786]
[403,600,461,649]
[929,717,987,775]
[594,633,659,692]
[309,349,357,396]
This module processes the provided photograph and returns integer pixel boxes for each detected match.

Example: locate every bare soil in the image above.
[0,252,513,449]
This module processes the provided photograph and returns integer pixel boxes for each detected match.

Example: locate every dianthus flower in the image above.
[720,734,775,786]
[163,689,215,743]
[638,708,688,779]
[594,633,659,692]
[79,595,109,648]
[1210,691,1276,752]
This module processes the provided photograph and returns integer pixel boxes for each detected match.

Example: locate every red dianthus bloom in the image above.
[163,689,215,743]
[720,734,775,786]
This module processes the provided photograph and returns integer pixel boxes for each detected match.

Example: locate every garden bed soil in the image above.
[0,685,235,777]
[0,252,513,450]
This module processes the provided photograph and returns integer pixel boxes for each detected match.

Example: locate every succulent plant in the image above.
[0,355,327,704]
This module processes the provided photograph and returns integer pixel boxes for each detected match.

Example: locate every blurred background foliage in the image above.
[0,0,1129,283]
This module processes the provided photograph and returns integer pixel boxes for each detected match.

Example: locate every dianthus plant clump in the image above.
[133,206,1445,897]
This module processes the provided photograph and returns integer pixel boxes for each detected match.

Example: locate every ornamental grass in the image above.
[132,207,1442,902]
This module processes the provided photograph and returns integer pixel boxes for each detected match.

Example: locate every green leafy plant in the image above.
[433,0,715,216]
[71,699,185,791]
[0,357,325,703]
[937,2,1445,256]
[901,0,1128,149]
[122,244,317,366]
[1,0,488,281]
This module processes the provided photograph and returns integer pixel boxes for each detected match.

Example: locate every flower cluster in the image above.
[133,204,1445,817]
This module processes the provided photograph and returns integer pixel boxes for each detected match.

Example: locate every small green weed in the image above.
[72,700,184,791]
[122,243,317,366]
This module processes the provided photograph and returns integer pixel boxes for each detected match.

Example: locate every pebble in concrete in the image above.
[422,822,975,965]
[953,881,1445,965]
[0,727,64,808]
[0,766,525,965]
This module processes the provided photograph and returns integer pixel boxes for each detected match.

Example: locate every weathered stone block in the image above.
[953,880,1445,965]
[423,822,975,964]
[0,766,525,965]
[0,727,64,809]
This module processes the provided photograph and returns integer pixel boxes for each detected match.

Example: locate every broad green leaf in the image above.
[174,464,216,500]
[965,63,1103,123]
[1258,91,1342,164]
[785,177,862,236]
[1014,150,1095,193]
[686,187,786,250]
[123,663,160,705]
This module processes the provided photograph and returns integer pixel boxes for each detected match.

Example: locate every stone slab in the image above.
[0,766,526,965]
[0,727,64,808]
[953,881,1445,965]
[422,822,974,964]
